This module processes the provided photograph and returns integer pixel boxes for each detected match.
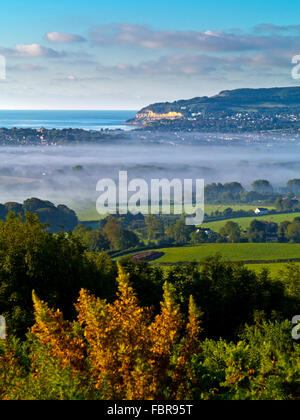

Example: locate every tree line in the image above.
[205,179,300,204]
[0,198,78,233]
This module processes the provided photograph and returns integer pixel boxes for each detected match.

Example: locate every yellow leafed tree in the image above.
[31,291,86,373]
[75,264,151,399]
[30,263,202,400]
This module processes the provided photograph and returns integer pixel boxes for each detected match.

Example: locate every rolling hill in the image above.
[127,87,300,131]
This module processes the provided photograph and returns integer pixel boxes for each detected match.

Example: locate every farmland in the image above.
[245,262,300,277]
[204,204,274,215]
[140,243,300,264]
[203,212,300,232]
[73,203,276,222]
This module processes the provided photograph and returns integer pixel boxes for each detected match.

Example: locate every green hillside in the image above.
[130,87,300,121]
[203,212,300,232]
[141,243,300,264]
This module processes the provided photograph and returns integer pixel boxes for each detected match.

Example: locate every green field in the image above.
[245,262,300,277]
[156,262,299,279]
[204,204,274,214]
[73,202,275,222]
[75,204,182,221]
[144,243,300,264]
[203,212,300,232]
[70,202,101,221]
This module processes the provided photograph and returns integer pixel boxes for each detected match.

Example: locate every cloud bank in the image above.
[90,23,300,53]
[45,32,86,44]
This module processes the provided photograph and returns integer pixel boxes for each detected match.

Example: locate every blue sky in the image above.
[0,0,300,109]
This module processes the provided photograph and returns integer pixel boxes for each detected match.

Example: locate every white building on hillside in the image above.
[254,207,269,216]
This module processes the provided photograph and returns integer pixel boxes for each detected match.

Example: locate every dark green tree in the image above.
[220,221,241,243]
[0,213,116,337]
[286,219,300,243]
[167,218,194,244]
[145,215,165,241]
[287,179,300,195]
[103,217,139,250]
[248,220,267,243]
[251,180,273,194]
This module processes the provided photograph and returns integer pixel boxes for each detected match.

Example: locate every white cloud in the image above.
[254,23,300,33]
[45,32,86,43]
[96,52,291,76]
[8,63,45,71]
[14,44,65,57]
[90,23,300,53]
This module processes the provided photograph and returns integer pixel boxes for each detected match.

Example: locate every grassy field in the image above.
[71,203,102,221]
[144,243,300,264]
[204,204,274,214]
[156,262,299,279]
[245,262,300,277]
[203,212,300,232]
[73,202,275,222]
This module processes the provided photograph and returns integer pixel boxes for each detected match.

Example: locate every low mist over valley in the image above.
[1,131,300,209]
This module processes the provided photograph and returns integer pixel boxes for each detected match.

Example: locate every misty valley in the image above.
[1,132,300,209]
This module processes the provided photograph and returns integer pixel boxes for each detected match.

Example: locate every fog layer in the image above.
[1,131,300,211]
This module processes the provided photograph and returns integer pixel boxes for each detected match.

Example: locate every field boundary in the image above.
[202,209,298,224]
[153,258,300,266]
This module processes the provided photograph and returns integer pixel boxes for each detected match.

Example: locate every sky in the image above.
[1,0,300,109]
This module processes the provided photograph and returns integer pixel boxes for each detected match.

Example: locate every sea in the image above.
[0,110,137,131]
